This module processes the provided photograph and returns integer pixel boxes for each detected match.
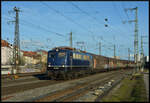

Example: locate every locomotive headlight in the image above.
[62,65,65,67]
[48,63,51,67]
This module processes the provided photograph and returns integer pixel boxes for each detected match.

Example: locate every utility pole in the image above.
[84,45,86,51]
[128,48,130,61]
[70,32,72,48]
[140,36,144,71]
[114,44,116,58]
[140,35,148,71]
[141,36,144,57]
[124,7,139,71]
[99,42,101,55]
[9,7,21,75]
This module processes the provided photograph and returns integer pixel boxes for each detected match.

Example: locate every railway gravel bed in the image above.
[2,70,130,102]
[2,79,60,96]
[51,75,119,102]
[2,74,48,85]
[32,74,117,102]
[1,72,44,79]
[73,77,122,102]
[2,75,38,82]
[75,69,133,102]
[2,79,50,88]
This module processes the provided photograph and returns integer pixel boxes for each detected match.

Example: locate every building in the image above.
[1,46,13,65]
[115,56,120,59]
[1,40,13,65]
[144,56,149,62]
[1,39,24,65]
[36,50,48,72]
[1,39,48,67]
[36,50,48,64]
[22,51,41,65]
[144,56,149,69]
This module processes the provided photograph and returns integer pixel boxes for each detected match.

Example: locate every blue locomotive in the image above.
[47,46,93,79]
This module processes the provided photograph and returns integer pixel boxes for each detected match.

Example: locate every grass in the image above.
[143,69,149,73]
[130,74,147,102]
[102,73,148,102]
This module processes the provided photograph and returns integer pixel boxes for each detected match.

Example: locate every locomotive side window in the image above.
[82,55,89,60]
[75,53,77,59]
[58,52,66,58]
[73,53,82,60]
[77,54,79,59]
[76,54,78,59]
[73,53,75,59]
[73,53,78,59]
[83,55,85,60]
[79,54,82,59]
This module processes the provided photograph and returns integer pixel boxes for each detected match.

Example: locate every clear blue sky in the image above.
[2,1,149,60]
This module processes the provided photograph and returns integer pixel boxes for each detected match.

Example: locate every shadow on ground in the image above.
[33,73,51,80]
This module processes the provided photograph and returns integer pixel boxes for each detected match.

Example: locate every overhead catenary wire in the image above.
[121,2,130,20]
[4,18,67,46]
[3,14,86,51]
[40,1,116,50]
[3,16,67,51]
[69,2,115,46]
[120,2,134,32]
[40,1,95,35]
[112,3,124,23]
[69,2,106,26]
[82,2,133,42]
[3,15,66,38]
[111,3,133,38]
[40,1,110,52]
[40,2,118,49]
[69,2,133,51]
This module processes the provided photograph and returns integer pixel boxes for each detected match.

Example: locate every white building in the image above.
[1,46,13,65]
[1,40,24,65]
[1,46,24,65]
[115,56,120,59]
[144,56,149,62]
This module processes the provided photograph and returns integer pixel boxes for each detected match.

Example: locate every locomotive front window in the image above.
[49,52,55,58]
[58,52,66,58]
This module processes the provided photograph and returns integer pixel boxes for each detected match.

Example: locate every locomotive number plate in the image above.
[54,67,59,69]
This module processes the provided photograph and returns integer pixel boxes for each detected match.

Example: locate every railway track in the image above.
[32,71,124,102]
[2,70,117,96]
[2,77,61,96]
[2,69,133,101]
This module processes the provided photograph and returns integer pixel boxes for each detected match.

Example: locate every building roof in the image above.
[36,49,48,55]
[1,40,10,48]
[23,51,40,58]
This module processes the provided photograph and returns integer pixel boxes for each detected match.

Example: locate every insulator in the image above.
[105,24,108,27]
[105,18,108,21]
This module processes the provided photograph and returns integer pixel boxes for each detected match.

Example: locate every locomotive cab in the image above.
[47,49,68,70]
